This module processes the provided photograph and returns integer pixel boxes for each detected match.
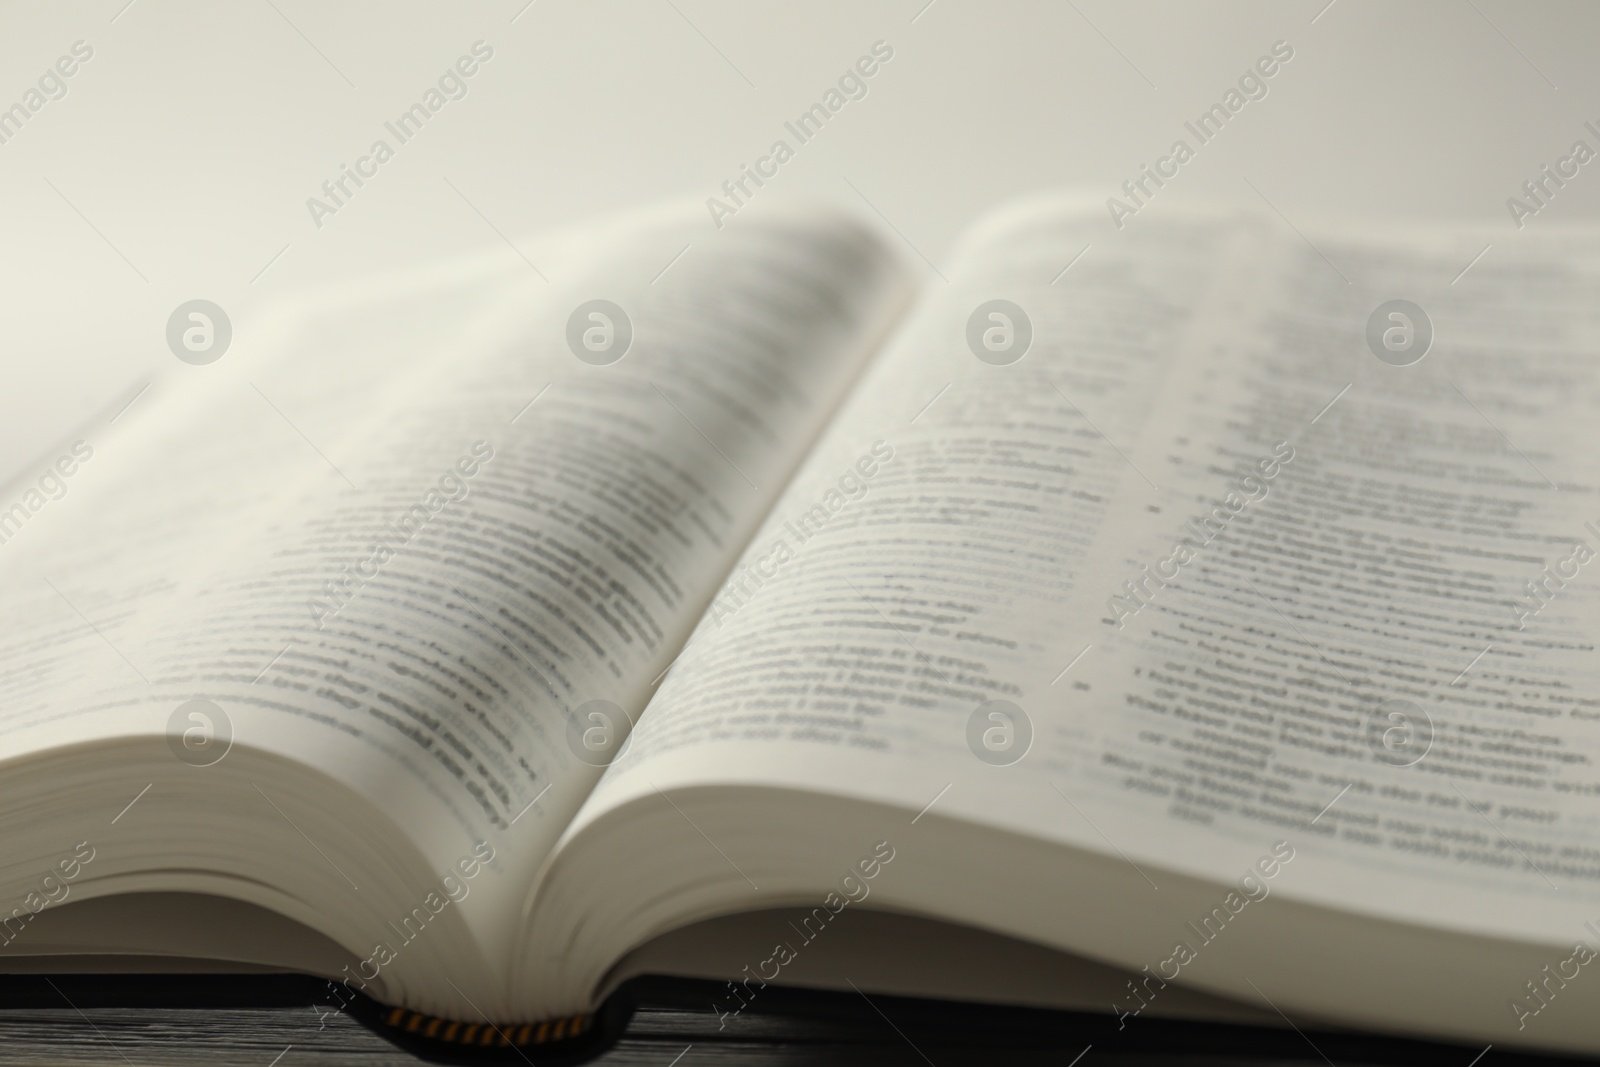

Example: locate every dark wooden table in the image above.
[0,1004,1257,1066]
[0,976,1575,1067]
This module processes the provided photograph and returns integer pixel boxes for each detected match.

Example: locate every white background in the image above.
[1,0,1596,474]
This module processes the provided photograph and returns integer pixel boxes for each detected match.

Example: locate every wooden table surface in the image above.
[0,1004,1301,1067]
[0,976,1561,1067]
[0,1005,1120,1066]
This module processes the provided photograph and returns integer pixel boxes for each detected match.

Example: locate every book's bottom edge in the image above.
[371,1004,596,1053]
[347,990,624,1066]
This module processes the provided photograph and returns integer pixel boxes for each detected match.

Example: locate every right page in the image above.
[547,195,1600,1049]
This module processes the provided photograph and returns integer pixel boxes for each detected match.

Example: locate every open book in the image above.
[4,191,1600,1059]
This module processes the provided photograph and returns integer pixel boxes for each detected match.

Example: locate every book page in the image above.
[1052,220,1600,947]
[575,196,1600,954]
[0,203,910,1015]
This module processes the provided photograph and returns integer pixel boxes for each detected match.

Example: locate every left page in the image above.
[0,202,911,1019]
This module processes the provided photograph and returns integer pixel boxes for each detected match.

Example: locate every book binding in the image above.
[380,1005,593,1048]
